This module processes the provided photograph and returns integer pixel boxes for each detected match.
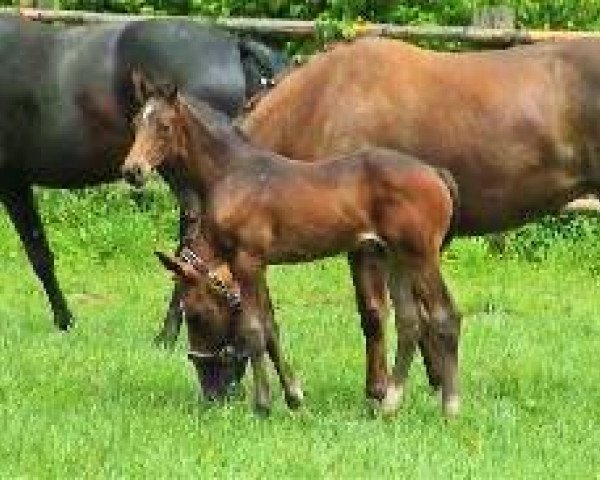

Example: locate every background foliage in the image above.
[5,0,600,31]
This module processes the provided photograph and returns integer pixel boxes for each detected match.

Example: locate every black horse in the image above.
[0,17,283,334]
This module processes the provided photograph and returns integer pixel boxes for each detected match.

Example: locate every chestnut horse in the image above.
[244,37,600,231]
[122,82,461,415]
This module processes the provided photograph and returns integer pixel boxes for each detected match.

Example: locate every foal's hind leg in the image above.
[348,250,389,403]
[417,269,461,416]
[258,276,303,409]
[0,176,74,330]
[382,261,421,415]
[419,322,444,393]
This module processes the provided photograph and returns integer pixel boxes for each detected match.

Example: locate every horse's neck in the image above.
[184,103,247,195]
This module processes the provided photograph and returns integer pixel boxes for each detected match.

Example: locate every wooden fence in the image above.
[4,7,600,46]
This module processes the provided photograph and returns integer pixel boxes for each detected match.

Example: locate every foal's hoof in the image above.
[366,383,404,417]
[379,383,404,416]
[285,379,304,410]
[442,394,460,418]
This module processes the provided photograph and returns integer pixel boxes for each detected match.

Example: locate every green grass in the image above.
[1,185,600,478]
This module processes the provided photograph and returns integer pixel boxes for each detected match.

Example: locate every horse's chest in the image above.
[18,87,130,186]
[75,88,131,159]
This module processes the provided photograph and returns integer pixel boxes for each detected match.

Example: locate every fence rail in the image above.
[4,7,600,45]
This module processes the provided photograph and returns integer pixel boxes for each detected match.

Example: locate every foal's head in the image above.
[156,247,246,401]
[122,73,188,187]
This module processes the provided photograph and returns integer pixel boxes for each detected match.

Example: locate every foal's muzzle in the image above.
[122,163,147,188]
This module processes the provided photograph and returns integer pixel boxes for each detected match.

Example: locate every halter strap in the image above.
[188,345,247,362]
[180,246,242,313]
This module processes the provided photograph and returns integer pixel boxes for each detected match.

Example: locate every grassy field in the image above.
[0,184,599,478]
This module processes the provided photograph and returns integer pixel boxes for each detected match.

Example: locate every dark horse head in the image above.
[238,37,288,101]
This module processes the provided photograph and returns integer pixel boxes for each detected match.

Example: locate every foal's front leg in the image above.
[256,275,303,409]
[232,254,272,415]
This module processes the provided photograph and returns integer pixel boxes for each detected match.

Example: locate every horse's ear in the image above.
[131,68,155,106]
[155,251,198,283]
[160,82,178,104]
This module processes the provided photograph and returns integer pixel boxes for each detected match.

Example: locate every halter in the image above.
[180,246,246,362]
[179,246,242,314]
[188,345,248,362]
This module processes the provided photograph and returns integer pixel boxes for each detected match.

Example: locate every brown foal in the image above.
[122,80,461,416]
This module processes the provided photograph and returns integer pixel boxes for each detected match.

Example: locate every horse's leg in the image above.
[419,322,444,393]
[347,250,389,404]
[231,254,271,415]
[349,250,446,403]
[155,170,201,347]
[418,267,461,416]
[257,275,303,409]
[0,176,73,330]
[382,259,421,415]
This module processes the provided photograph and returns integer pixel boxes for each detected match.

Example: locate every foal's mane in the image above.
[179,93,251,144]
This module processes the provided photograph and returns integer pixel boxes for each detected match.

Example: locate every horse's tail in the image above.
[434,167,460,249]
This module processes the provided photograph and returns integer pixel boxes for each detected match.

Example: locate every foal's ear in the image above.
[155,251,199,284]
[158,82,178,104]
[131,68,156,105]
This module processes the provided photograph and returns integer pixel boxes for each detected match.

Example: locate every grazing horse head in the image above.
[156,246,247,401]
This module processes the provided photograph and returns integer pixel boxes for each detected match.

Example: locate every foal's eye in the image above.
[156,122,171,135]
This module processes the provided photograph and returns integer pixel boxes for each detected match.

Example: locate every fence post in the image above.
[472,5,515,29]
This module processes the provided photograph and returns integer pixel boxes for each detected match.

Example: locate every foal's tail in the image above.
[434,167,459,249]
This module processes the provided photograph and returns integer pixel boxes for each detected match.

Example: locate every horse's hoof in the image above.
[55,313,74,332]
[442,394,460,418]
[435,388,460,417]
[285,379,304,410]
[379,383,404,416]
[365,384,403,418]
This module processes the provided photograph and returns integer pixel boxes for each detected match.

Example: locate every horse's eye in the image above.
[156,122,171,135]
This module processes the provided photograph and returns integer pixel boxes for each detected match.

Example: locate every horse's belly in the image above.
[263,213,372,264]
